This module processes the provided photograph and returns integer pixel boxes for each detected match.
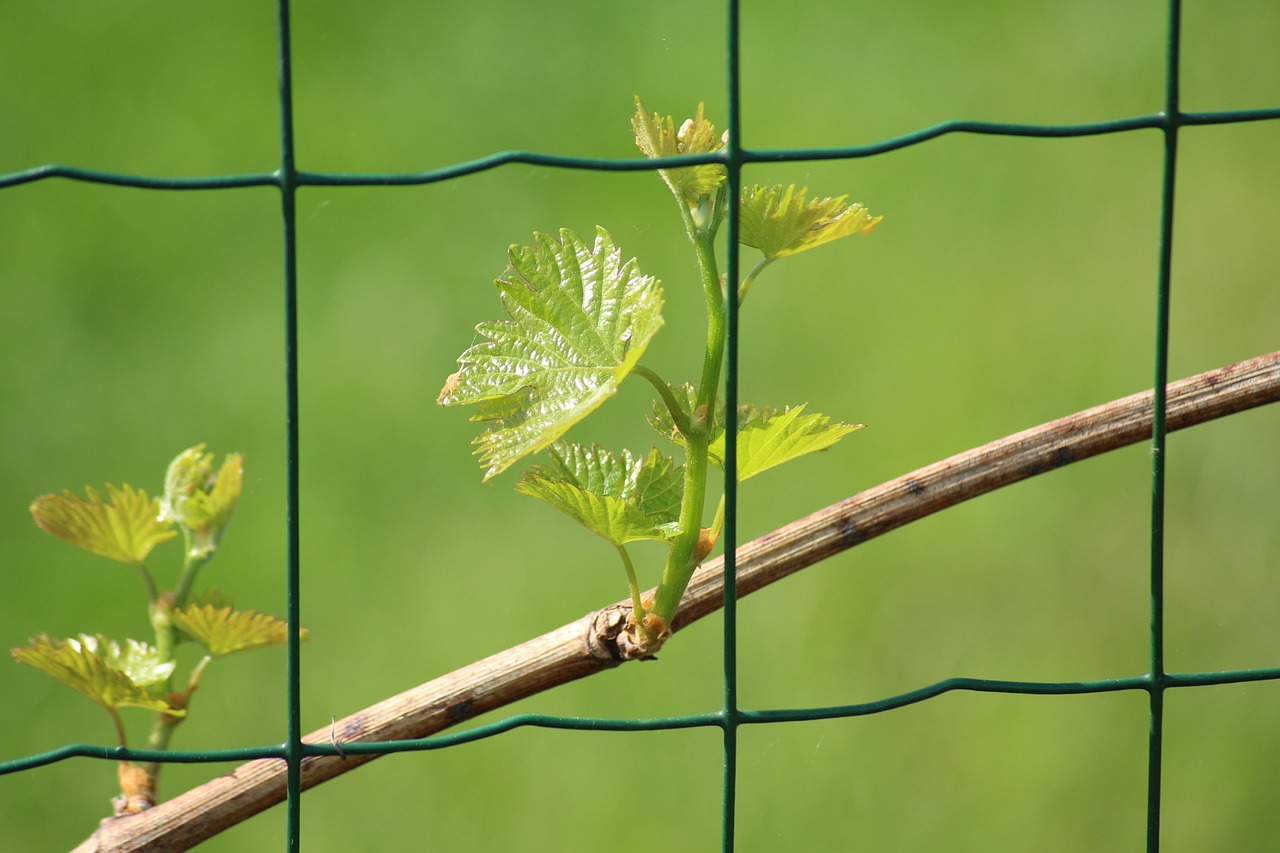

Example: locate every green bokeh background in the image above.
[2,2,1278,850]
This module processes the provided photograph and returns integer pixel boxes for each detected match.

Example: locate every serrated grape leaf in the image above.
[30,484,176,565]
[439,227,664,481]
[516,443,683,545]
[10,634,183,716]
[171,605,298,657]
[708,404,864,482]
[739,184,881,260]
[632,98,727,206]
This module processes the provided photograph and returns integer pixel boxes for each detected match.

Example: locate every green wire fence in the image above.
[3,1,1280,850]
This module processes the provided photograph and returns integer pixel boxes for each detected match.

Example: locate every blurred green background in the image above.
[2,1,1278,850]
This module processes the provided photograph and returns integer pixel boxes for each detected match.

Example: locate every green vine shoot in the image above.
[10,446,300,814]
[440,99,881,656]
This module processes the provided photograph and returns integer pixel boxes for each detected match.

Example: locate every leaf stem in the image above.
[131,562,159,605]
[634,364,691,437]
[108,706,129,749]
[185,655,214,698]
[737,256,773,304]
[708,495,726,542]
[614,544,651,644]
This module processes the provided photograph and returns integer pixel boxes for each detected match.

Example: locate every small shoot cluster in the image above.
[440,98,881,656]
[11,446,299,814]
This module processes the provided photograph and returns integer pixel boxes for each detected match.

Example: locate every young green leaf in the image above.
[30,484,176,565]
[10,635,184,716]
[516,443,683,545]
[189,586,235,609]
[708,404,864,482]
[739,184,881,260]
[160,445,244,559]
[646,381,702,445]
[171,605,296,657]
[439,227,664,481]
[632,98,727,208]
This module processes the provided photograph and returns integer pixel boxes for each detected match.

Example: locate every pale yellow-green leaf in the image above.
[160,445,243,558]
[10,635,183,716]
[739,184,882,260]
[171,604,298,657]
[632,98,727,205]
[30,484,176,565]
[517,443,683,545]
[439,228,664,481]
[708,404,864,482]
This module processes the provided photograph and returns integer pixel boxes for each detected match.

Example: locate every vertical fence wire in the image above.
[4,0,1280,850]
[1145,2,1182,847]
[274,1,304,849]
[719,1,743,849]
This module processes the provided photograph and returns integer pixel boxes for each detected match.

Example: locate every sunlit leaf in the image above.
[10,635,183,716]
[708,404,864,482]
[739,184,881,260]
[516,443,683,545]
[439,227,664,481]
[160,445,243,558]
[171,604,298,657]
[632,98,727,205]
[30,484,176,565]
[647,390,859,482]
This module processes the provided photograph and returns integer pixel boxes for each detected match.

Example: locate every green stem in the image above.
[692,230,727,421]
[142,536,212,782]
[142,711,183,783]
[634,364,691,438]
[652,225,726,625]
[172,535,213,608]
[142,655,210,781]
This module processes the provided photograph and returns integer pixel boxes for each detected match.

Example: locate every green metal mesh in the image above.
[3,2,1280,851]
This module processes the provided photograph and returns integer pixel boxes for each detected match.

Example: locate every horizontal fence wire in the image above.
[3,0,1280,850]
[5,108,1280,193]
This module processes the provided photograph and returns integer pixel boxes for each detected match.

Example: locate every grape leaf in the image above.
[646,381,703,444]
[632,98,727,206]
[10,635,183,716]
[171,605,297,657]
[739,184,882,260]
[439,227,664,481]
[647,391,858,481]
[30,484,176,565]
[516,443,683,545]
[708,404,864,482]
[160,445,243,558]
